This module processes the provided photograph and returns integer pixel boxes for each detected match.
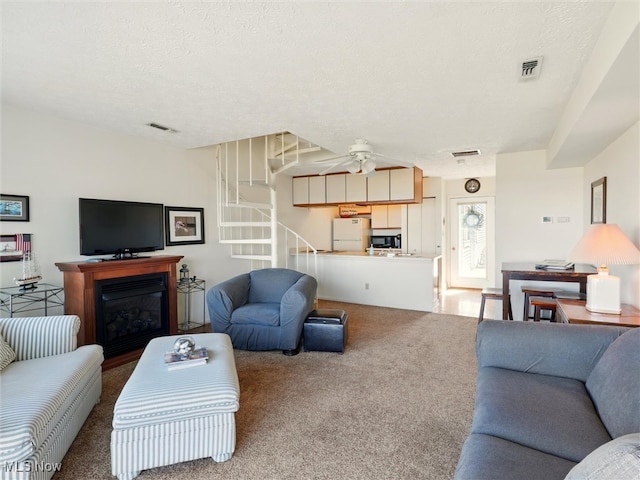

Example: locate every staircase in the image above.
[215,133,319,277]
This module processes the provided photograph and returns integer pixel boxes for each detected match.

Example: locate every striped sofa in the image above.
[0,315,104,480]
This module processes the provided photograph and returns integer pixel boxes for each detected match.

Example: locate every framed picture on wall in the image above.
[0,233,32,262]
[590,177,607,224]
[0,194,30,222]
[165,206,205,246]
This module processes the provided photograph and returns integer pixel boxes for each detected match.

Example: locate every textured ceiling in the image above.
[1,1,619,178]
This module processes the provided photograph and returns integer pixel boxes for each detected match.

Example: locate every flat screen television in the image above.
[79,198,164,258]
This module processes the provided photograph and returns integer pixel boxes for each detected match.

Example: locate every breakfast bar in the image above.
[296,251,441,312]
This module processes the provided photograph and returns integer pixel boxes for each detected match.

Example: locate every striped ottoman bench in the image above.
[111,333,240,480]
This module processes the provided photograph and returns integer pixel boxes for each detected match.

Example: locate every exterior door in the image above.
[449,197,495,289]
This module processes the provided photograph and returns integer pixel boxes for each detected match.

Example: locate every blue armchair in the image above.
[206,268,317,355]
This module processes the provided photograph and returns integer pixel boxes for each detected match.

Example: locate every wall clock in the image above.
[464,178,481,194]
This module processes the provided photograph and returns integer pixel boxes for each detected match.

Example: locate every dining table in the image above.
[501,262,597,320]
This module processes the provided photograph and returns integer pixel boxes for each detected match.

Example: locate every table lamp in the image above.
[567,224,640,314]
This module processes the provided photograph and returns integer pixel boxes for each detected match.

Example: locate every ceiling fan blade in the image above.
[374,152,415,168]
[315,154,349,164]
[319,158,352,175]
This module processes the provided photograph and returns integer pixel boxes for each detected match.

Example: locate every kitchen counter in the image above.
[291,250,441,311]
[293,249,437,260]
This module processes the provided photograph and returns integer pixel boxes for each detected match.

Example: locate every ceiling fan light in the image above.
[347,161,360,174]
[361,160,376,174]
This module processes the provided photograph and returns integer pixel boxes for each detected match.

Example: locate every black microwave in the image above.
[370,235,401,249]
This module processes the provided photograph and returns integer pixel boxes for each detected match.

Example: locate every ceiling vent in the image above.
[146,122,179,133]
[451,149,481,158]
[520,57,543,80]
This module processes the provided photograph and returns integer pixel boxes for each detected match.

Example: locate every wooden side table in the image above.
[556,299,640,328]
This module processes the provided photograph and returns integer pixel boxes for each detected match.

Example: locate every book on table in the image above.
[164,346,209,370]
[535,259,575,270]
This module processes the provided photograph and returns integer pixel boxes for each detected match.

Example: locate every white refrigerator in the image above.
[332,218,371,252]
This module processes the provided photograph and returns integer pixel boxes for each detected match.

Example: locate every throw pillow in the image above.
[565,433,640,480]
[0,332,16,371]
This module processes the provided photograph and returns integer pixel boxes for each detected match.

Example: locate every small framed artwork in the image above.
[0,233,32,262]
[590,177,607,224]
[165,206,205,246]
[0,194,30,222]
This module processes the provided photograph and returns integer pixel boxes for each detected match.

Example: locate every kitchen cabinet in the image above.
[293,176,326,206]
[326,174,346,204]
[293,167,422,206]
[405,199,440,255]
[368,167,422,203]
[371,204,402,229]
[367,170,390,202]
[292,176,309,205]
[345,174,367,203]
[309,176,326,204]
[390,168,415,200]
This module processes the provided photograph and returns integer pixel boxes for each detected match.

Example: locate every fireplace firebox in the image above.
[95,273,169,359]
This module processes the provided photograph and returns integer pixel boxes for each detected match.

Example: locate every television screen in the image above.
[79,198,164,257]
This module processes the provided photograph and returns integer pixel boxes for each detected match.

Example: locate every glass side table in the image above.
[0,283,64,317]
[176,279,206,332]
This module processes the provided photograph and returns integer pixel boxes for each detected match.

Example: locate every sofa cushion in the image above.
[586,328,640,438]
[248,268,303,304]
[454,433,577,480]
[565,433,640,480]
[231,303,280,326]
[471,367,611,463]
[0,345,103,464]
[0,332,16,371]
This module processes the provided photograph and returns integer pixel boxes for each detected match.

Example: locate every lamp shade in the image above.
[567,224,640,266]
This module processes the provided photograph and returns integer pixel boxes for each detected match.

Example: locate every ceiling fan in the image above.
[315,139,413,175]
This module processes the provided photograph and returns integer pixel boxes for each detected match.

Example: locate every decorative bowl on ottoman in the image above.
[304,309,348,353]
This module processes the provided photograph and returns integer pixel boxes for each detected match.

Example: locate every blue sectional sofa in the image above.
[455,320,640,480]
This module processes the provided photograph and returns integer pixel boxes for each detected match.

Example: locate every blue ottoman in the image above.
[304,309,348,353]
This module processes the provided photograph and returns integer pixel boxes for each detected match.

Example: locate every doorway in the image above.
[449,197,495,289]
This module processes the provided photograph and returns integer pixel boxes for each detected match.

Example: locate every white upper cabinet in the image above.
[326,174,346,204]
[293,167,422,206]
[345,174,367,203]
[292,176,309,205]
[308,176,326,204]
[390,168,416,201]
[367,170,390,201]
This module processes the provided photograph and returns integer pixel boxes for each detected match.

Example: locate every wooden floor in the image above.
[434,288,496,320]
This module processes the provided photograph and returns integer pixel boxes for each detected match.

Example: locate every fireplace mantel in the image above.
[55,255,183,369]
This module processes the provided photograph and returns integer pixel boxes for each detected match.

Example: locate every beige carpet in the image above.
[54,301,479,480]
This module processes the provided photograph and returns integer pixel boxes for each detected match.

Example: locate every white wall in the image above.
[0,105,249,317]
[583,122,640,307]
[496,150,584,262]
[495,150,585,318]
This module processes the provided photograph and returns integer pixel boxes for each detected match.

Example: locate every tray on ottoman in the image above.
[304,308,348,353]
[111,333,240,480]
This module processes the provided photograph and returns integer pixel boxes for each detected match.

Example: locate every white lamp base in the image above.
[586,273,621,314]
